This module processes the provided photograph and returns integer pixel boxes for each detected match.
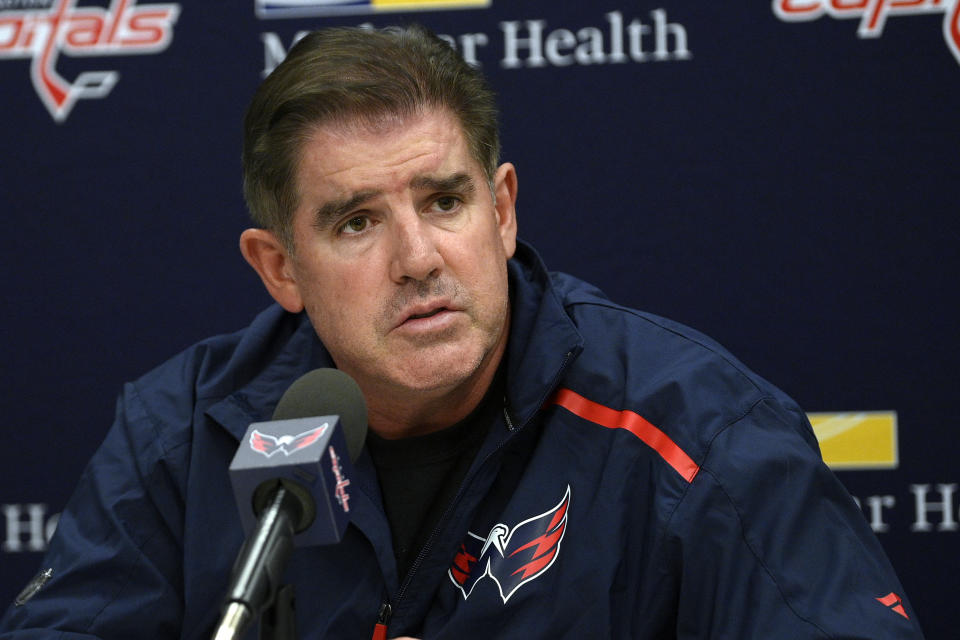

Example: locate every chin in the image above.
[397,364,477,393]
[395,348,487,393]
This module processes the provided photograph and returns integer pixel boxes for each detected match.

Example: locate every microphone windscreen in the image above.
[272,368,367,462]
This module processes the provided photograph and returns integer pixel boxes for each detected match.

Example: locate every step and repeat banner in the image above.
[1,2,957,637]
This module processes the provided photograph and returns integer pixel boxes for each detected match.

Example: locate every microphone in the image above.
[213,369,367,640]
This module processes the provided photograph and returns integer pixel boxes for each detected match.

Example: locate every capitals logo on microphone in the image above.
[448,486,570,603]
[249,423,329,458]
[0,0,180,122]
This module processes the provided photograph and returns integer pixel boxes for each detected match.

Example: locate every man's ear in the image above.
[493,162,518,259]
[239,228,305,313]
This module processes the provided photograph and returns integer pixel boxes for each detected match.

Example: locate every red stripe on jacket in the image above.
[550,388,700,483]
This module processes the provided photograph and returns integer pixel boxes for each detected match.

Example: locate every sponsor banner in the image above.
[6,483,951,559]
[259,9,694,75]
[809,411,898,470]
[256,0,490,19]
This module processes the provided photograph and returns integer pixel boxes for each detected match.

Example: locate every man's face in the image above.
[281,109,517,407]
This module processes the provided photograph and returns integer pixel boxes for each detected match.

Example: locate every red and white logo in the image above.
[329,445,351,513]
[773,0,960,66]
[449,486,570,603]
[0,0,180,122]
[249,423,329,458]
[876,591,910,619]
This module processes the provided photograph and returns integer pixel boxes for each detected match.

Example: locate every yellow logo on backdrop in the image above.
[808,412,898,470]
[256,0,489,19]
[373,0,488,8]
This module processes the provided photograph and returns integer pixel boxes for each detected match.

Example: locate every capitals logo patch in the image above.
[249,423,329,457]
[0,0,180,122]
[448,486,570,603]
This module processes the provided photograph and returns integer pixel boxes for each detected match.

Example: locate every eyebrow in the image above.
[409,172,477,195]
[313,189,380,231]
[312,172,478,230]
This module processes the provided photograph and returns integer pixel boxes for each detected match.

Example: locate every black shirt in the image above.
[366,373,504,581]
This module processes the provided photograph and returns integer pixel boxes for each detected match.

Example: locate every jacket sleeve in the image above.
[664,397,925,639]
[0,381,189,638]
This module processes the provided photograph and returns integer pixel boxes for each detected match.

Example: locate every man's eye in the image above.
[341,216,369,235]
[433,196,460,212]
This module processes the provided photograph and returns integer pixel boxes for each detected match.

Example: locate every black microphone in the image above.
[213,369,367,640]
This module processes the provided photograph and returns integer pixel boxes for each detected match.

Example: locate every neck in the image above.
[364,351,504,440]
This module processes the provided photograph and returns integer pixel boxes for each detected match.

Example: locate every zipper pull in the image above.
[371,602,392,640]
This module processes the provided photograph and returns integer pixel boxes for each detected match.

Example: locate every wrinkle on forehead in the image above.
[308,106,446,143]
[299,109,463,185]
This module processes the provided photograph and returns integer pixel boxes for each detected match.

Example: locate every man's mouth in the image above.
[395,303,459,332]
[408,308,446,320]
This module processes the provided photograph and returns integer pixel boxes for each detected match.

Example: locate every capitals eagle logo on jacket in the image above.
[448,485,570,602]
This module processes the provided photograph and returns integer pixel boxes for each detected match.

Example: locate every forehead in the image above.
[296,109,478,193]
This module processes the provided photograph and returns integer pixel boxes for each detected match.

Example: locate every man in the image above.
[1,25,924,639]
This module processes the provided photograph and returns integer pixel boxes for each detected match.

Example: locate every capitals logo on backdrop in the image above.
[249,423,329,457]
[0,0,180,122]
[449,486,570,603]
[256,0,489,19]
[773,0,960,66]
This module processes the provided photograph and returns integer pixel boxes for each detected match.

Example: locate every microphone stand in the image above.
[213,487,301,640]
[261,584,297,640]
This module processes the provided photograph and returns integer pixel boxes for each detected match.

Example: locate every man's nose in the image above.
[389,213,444,283]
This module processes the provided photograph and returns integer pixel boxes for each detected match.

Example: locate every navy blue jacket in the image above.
[1,242,924,639]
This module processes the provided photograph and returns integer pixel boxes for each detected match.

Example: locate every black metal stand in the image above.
[260,583,297,640]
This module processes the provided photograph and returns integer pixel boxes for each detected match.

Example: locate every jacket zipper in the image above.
[377,403,520,636]
[371,602,391,640]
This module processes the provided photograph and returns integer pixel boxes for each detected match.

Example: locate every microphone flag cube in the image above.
[229,415,355,546]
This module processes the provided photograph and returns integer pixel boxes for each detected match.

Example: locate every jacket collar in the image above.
[204,307,334,441]
[502,240,584,430]
[206,238,583,441]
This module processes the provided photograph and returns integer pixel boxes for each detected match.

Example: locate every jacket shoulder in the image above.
[548,271,815,473]
[125,305,312,446]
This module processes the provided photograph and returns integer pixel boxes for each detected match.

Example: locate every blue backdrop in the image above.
[2,2,957,637]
